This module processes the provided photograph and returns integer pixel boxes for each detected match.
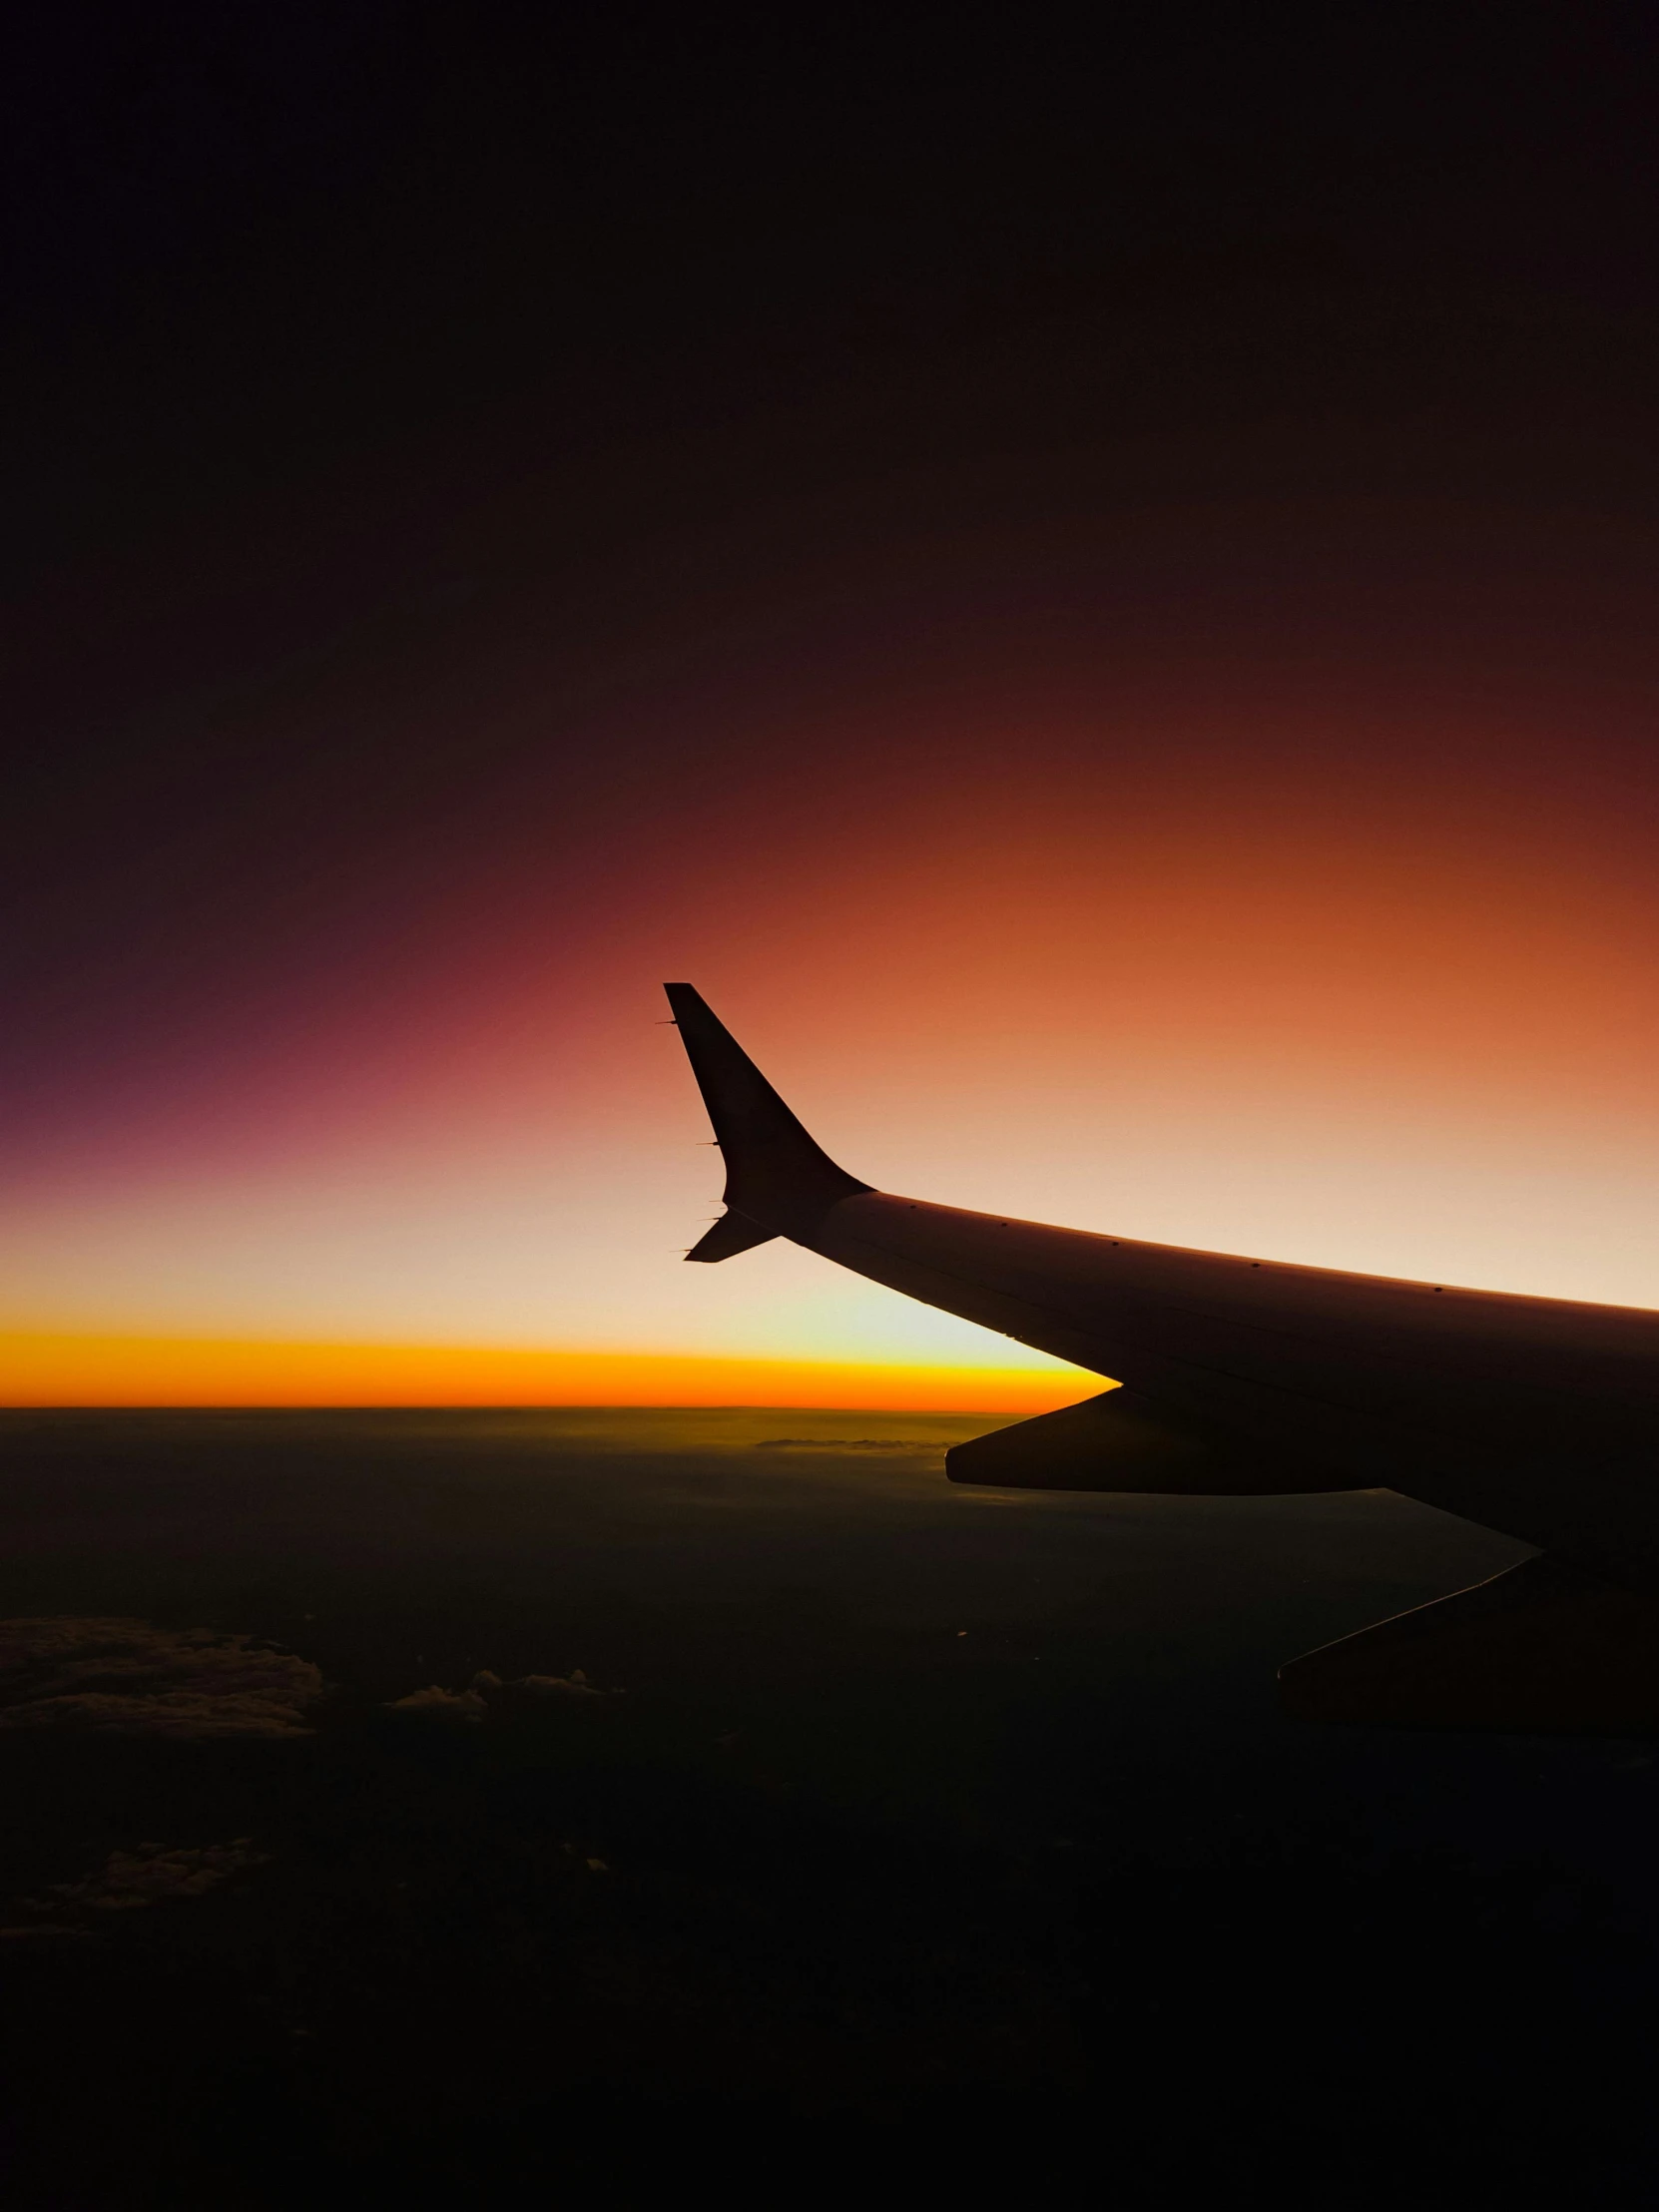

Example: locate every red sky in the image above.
[8,482,1659,1404]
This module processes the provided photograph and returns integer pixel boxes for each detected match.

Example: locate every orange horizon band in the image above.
[0,1330,1092,1412]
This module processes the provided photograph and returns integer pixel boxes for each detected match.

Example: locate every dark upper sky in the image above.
[11,4,1658,834]
[10,9,1655,830]
[10,3,1657,547]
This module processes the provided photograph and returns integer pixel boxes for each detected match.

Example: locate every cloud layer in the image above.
[386,1667,606,1722]
[0,1617,322,1737]
[50,1839,272,1912]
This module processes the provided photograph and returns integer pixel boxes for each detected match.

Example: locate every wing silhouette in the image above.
[665,983,1659,1728]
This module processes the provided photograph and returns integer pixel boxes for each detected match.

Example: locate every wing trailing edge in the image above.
[1280,1553,1659,1732]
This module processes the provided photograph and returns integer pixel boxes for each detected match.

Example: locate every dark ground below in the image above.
[2,1409,1655,2204]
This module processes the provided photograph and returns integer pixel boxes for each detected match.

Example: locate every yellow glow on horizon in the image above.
[0,1330,1096,1412]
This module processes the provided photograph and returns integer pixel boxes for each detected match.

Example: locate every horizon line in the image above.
[0,1328,1093,1414]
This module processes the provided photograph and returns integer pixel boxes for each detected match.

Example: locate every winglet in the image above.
[684,1210,780,1264]
[665,984,871,1244]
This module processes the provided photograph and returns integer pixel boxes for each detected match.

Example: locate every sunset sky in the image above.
[7,9,1659,1404]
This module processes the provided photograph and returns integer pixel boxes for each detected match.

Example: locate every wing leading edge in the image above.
[664,983,1659,1729]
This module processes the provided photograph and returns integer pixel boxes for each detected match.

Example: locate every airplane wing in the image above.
[665,982,1659,1727]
